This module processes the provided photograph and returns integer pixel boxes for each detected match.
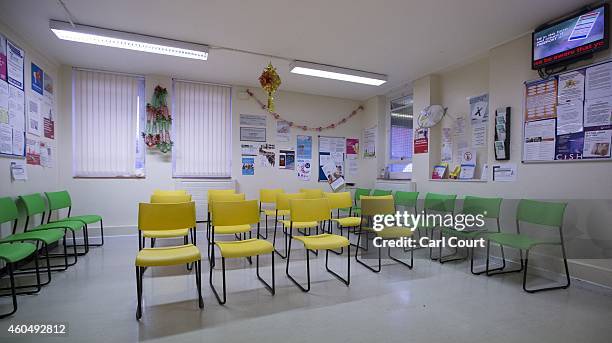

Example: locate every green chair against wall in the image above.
[485,199,570,293]
[340,188,371,216]
[45,191,105,247]
[421,192,457,260]
[19,194,88,259]
[394,191,419,213]
[0,242,41,318]
[371,189,392,197]
[439,196,506,275]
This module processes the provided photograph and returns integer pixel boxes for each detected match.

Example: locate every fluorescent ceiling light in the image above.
[290,60,387,86]
[49,20,208,60]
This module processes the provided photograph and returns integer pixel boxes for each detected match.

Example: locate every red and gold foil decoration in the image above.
[259,62,281,112]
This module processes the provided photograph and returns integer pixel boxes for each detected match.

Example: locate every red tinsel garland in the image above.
[245,89,364,132]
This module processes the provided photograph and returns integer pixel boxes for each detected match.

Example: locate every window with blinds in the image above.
[389,95,413,173]
[72,68,145,177]
[172,80,232,178]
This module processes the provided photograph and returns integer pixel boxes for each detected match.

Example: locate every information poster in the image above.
[258,143,275,167]
[276,120,290,142]
[345,138,359,182]
[469,93,489,123]
[318,136,345,183]
[241,156,255,175]
[279,149,295,170]
[31,63,43,95]
[523,60,612,162]
[0,33,25,157]
[363,126,376,158]
[240,114,266,127]
[0,34,6,82]
[296,135,312,181]
[6,40,24,90]
[414,128,429,154]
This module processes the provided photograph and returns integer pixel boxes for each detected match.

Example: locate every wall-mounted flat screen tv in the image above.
[532,4,609,70]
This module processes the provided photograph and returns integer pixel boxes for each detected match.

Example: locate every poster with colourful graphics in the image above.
[0,34,6,82]
[31,63,43,95]
[241,156,255,175]
[346,138,359,155]
[6,40,24,90]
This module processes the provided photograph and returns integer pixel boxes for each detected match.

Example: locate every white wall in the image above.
[0,21,60,237]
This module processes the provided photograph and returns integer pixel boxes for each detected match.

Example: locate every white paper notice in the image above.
[12,129,24,156]
[276,120,290,142]
[6,40,24,90]
[493,164,517,182]
[8,85,24,130]
[584,98,612,127]
[583,130,611,158]
[524,119,556,161]
[558,71,585,104]
[0,81,8,124]
[556,103,584,134]
[472,122,487,148]
[10,160,27,181]
[27,97,43,136]
[0,123,11,154]
[586,62,612,100]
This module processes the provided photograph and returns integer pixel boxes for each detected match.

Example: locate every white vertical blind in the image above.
[72,68,145,177]
[173,80,232,178]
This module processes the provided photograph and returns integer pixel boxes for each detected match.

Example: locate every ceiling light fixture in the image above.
[49,20,209,60]
[289,60,387,86]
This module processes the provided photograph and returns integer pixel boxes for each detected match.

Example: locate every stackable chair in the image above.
[0,242,41,318]
[299,188,324,199]
[341,188,371,217]
[45,190,105,247]
[355,196,414,272]
[209,200,275,304]
[259,188,285,239]
[325,192,361,254]
[208,193,251,267]
[141,193,195,249]
[421,193,457,260]
[285,198,350,292]
[135,202,203,320]
[152,189,189,196]
[485,199,570,293]
[439,196,505,274]
[19,194,87,260]
[372,189,392,196]
[272,192,306,258]
[206,190,236,242]
[394,191,419,214]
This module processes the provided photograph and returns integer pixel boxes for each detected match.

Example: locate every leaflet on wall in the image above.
[583,130,611,158]
[469,93,489,123]
[524,79,557,122]
[414,128,429,154]
[10,160,27,181]
[556,102,584,134]
[584,97,612,127]
[441,127,452,163]
[241,156,255,175]
[319,136,345,153]
[523,118,556,161]
[319,151,344,183]
[0,81,8,124]
[557,71,585,104]
[25,136,40,165]
[472,122,487,148]
[363,126,376,158]
[296,135,312,159]
[43,72,54,100]
[240,127,266,142]
[0,122,11,154]
[258,143,275,167]
[345,138,359,182]
[6,40,24,90]
[8,84,24,130]
[0,34,6,81]
[27,97,42,136]
[31,63,43,95]
[276,120,290,142]
[240,114,266,127]
[492,164,517,182]
[585,62,612,100]
[279,149,295,170]
[241,143,257,155]
[296,159,312,181]
[12,129,24,156]
[555,132,584,160]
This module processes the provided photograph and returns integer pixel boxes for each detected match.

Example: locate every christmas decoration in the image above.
[259,62,281,112]
[245,89,364,131]
[142,85,173,153]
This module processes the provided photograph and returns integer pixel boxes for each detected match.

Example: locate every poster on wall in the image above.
[279,149,295,169]
[524,118,556,161]
[241,156,255,175]
[12,129,24,156]
[43,72,53,99]
[258,143,275,167]
[0,34,6,82]
[27,97,42,136]
[296,135,313,181]
[318,151,344,183]
[469,93,489,123]
[345,138,359,182]
[8,84,24,130]
[240,113,266,127]
[25,136,40,165]
[363,126,376,158]
[441,127,452,163]
[525,78,557,122]
[31,63,43,95]
[0,81,8,125]
[583,130,611,158]
[276,120,290,142]
[6,40,24,90]
[297,159,311,181]
[240,127,266,142]
[414,128,429,154]
[0,123,10,154]
[241,143,257,155]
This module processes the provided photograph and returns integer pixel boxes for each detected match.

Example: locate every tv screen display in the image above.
[532,4,609,69]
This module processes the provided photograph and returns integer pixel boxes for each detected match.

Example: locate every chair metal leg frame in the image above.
[185,236,193,271]
[10,242,52,287]
[438,232,469,264]
[388,246,414,269]
[272,221,288,259]
[259,214,269,239]
[285,235,310,292]
[429,227,441,261]
[63,225,90,256]
[210,252,275,305]
[522,244,570,293]
[325,248,350,286]
[485,240,523,276]
[0,252,42,296]
[41,230,78,268]
[256,253,275,296]
[471,245,505,275]
[0,263,17,319]
[354,229,381,273]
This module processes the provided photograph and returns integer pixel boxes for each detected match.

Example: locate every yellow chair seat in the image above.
[375,227,415,239]
[213,224,251,235]
[280,220,318,229]
[142,228,189,238]
[332,217,361,227]
[264,209,290,217]
[294,234,349,250]
[135,244,201,267]
[215,238,274,258]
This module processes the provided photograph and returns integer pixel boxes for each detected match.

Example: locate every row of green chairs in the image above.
[0,191,103,318]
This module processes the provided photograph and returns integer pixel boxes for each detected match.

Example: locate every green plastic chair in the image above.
[486,199,569,293]
[0,242,40,318]
[371,189,392,196]
[19,194,88,258]
[45,191,105,247]
[439,196,505,274]
[394,191,419,213]
[421,192,457,260]
[341,188,371,216]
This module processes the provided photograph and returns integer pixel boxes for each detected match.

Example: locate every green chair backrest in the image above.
[462,196,502,219]
[372,189,392,196]
[0,197,19,225]
[424,193,456,213]
[45,191,72,211]
[517,199,566,228]
[354,188,371,205]
[394,191,419,208]
[18,194,47,216]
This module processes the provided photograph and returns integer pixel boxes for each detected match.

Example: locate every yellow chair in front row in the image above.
[272,192,306,258]
[324,192,361,254]
[355,196,414,273]
[135,202,203,320]
[208,193,251,266]
[299,188,324,199]
[209,200,275,304]
[259,188,285,239]
[140,194,194,250]
[206,189,236,234]
[286,198,350,292]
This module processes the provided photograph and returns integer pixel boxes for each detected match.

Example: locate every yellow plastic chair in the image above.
[135,202,203,320]
[141,194,194,249]
[152,189,189,196]
[286,198,350,292]
[273,192,306,258]
[325,192,361,254]
[355,196,414,273]
[207,193,249,266]
[209,200,274,304]
[299,188,324,199]
[259,189,285,239]
[206,190,236,237]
